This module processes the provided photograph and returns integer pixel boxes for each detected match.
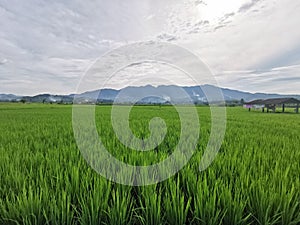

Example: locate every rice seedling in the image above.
[0,103,299,224]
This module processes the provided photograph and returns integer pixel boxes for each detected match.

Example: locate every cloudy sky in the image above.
[0,0,300,95]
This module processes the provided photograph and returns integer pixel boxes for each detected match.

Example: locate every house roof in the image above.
[246,98,300,105]
[246,99,265,105]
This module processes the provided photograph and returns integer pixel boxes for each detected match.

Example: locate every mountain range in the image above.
[1,85,299,104]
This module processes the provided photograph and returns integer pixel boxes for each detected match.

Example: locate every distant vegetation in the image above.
[0,104,299,224]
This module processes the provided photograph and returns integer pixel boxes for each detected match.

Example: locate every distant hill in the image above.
[0,94,21,102]
[1,85,299,104]
[21,94,74,103]
[72,85,300,104]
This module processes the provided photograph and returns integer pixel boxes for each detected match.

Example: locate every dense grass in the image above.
[0,103,300,225]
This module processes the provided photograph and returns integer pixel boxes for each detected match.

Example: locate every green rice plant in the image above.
[192,175,226,225]
[136,185,163,225]
[104,186,134,225]
[0,103,299,224]
[164,178,191,225]
[77,179,111,225]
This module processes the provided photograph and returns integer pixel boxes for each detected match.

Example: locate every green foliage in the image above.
[0,103,299,224]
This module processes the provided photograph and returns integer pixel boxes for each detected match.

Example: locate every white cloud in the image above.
[215,65,300,94]
[0,0,299,95]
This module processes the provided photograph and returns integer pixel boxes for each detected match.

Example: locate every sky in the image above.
[0,0,300,95]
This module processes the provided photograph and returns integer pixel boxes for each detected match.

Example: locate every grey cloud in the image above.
[220,12,235,23]
[156,33,177,42]
[187,20,210,34]
[214,25,226,31]
[211,13,236,32]
[216,64,300,94]
[0,59,8,65]
[194,0,206,6]
[239,0,261,13]
[272,76,300,82]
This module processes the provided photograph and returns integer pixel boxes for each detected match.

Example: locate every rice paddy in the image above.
[0,103,300,225]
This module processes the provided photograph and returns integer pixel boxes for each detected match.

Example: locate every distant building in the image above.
[244,98,300,113]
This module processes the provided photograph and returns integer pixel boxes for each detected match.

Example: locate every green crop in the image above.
[0,103,299,224]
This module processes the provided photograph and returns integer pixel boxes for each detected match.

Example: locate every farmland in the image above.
[0,103,300,225]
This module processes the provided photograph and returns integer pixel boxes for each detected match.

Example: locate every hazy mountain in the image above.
[0,94,21,101]
[21,94,74,103]
[1,85,299,104]
[74,85,300,104]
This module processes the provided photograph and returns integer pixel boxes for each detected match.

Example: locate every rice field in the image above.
[0,103,300,225]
